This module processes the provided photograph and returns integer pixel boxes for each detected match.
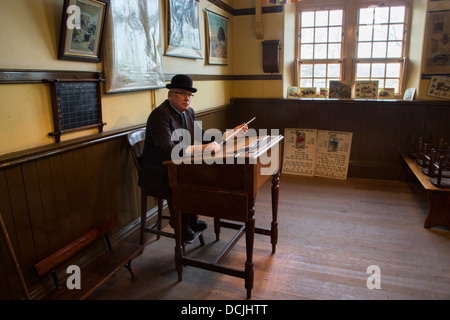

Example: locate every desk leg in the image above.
[245,199,255,299]
[171,207,183,282]
[271,171,280,254]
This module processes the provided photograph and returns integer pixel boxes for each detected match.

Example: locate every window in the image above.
[355,5,406,93]
[296,1,410,97]
[298,8,344,91]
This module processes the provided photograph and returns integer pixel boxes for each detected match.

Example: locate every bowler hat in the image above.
[166,74,197,93]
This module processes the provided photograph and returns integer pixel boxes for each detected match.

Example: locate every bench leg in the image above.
[425,191,450,229]
[124,261,137,281]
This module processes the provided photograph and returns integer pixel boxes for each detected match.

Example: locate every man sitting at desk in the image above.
[139,74,247,240]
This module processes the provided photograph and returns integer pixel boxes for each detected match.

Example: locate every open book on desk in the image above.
[231,136,274,157]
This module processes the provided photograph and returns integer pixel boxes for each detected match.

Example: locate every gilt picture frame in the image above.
[58,0,109,63]
[165,0,202,59]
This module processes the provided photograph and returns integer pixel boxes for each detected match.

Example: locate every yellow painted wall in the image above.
[416,0,450,100]
[0,0,238,155]
[0,0,440,156]
[232,4,285,97]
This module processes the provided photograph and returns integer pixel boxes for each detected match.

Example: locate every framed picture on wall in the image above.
[205,9,229,65]
[165,0,202,59]
[58,0,109,63]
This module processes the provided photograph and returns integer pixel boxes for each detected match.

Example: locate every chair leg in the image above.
[140,191,147,245]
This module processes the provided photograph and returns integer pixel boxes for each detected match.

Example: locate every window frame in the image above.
[295,0,412,98]
[295,4,347,93]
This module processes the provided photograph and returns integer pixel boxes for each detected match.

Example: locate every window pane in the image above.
[358,42,372,58]
[376,79,385,89]
[374,7,389,24]
[387,41,402,57]
[300,64,313,77]
[314,64,326,77]
[360,8,374,24]
[385,79,399,92]
[301,28,314,43]
[329,27,342,42]
[328,64,340,77]
[372,42,387,58]
[302,12,315,27]
[374,25,388,41]
[315,11,328,26]
[314,44,327,58]
[314,79,326,91]
[386,63,400,78]
[315,27,328,43]
[358,25,373,41]
[301,44,314,59]
[389,24,403,41]
[328,43,341,59]
[329,10,343,26]
[300,78,313,87]
[356,63,371,78]
[371,63,385,77]
[390,6,405,23]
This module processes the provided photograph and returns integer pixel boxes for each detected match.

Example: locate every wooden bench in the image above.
[401,153,450,229]
[33,218,144,300]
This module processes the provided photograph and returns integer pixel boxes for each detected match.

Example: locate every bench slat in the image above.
[48,242,144,300]
[34,218,117,277]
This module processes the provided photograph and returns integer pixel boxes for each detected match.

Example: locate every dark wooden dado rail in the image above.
[229,98,450,180]
[0,105,230,299]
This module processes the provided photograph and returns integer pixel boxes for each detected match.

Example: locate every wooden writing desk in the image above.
[165,135,284,299]
[401,153,450,229]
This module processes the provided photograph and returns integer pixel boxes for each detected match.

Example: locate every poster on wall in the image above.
[427,75,450,99]
[423,8,450,74]
[103,0,165,93]
[205,9,229,65]
[165,0,202,59]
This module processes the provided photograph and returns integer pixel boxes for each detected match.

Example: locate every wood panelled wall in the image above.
[1,98,448,299]
[229,98,450,180]
[0,106,230,300]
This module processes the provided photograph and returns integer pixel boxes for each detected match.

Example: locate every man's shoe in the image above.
[169,217,196,241]
[190,215,207,232]
[182,226,195,241]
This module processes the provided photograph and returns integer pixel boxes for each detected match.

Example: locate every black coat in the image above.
[138,100,217,198]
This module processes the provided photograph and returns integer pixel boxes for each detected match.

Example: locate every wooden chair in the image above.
[429,155,450,188]
[126,128,205,248]
[421,145,450,176]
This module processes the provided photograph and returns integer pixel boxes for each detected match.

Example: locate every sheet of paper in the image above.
[314,130,353,180]
[282,128,318,176]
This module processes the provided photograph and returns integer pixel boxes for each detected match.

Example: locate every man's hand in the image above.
[204,141,222,154]
[233,123,248,137]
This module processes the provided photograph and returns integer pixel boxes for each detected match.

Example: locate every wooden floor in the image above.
[90,175,450,300]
